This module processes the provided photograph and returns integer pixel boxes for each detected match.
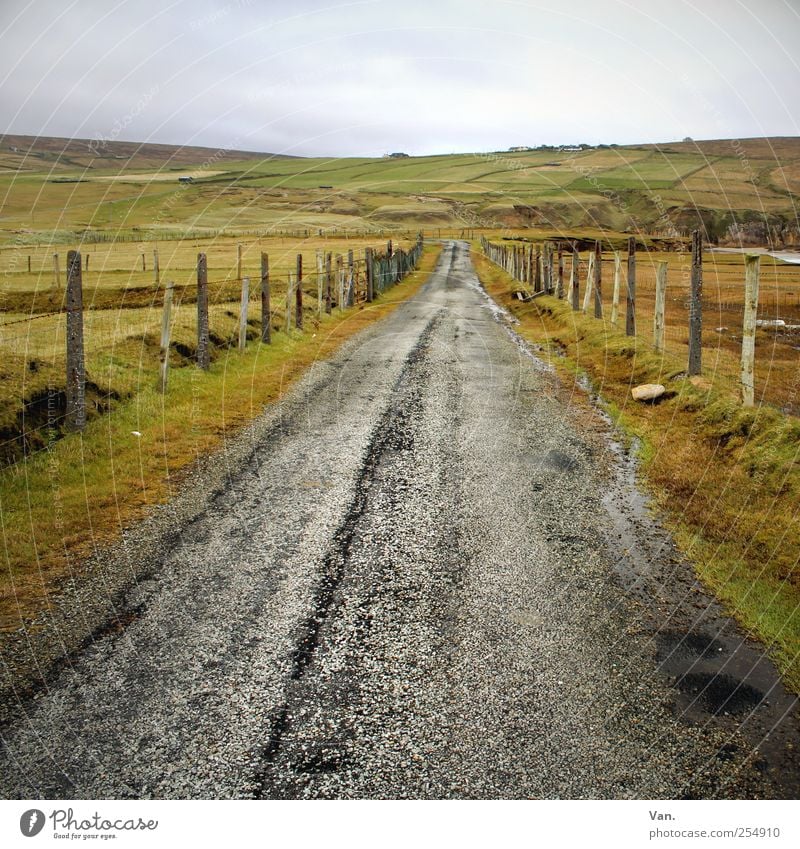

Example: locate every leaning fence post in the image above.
[626,236,636,336]
[582,252,594,314]
[741,255,760,407]
[295,254,303,329]
[239,276,250,352]
[260,252,271,344]
[688,229,703,375]
[158,280,175,392]
[65,250,86,431]
[197,252,210,369]
[610,251,621,325]
[593,240,603,318]
[653,260,667,352]
[153,248,160,285]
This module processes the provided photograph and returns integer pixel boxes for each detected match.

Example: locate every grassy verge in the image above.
[0,244,442,631]
[471,246,800,693]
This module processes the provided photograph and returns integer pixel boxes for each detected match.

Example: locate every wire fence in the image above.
[0,234,426,467]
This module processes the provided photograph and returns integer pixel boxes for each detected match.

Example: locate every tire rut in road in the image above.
[252,309,446,798]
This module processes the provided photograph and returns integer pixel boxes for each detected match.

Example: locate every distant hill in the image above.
[0,134,291,172]
[0,134,798,245]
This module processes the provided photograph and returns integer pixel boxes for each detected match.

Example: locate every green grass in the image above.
[2,135,799,244]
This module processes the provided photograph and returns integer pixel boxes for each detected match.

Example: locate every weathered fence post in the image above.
[688,229,703,375]
[336,254,344,312]
[27,255,31,273]
[556,244,564,298]
[570,247,579,310]
[197,253,210,369]
[65,250,86,431]
[347,249,355,306]
[316,249,324,316]
[653,260,667,352]
[593,240,603,318]
[325,252,333,313]
[741,255,760,407]
[610,251,621,326]
[158,280,174,393]
[626,236,636,336]
[85,254,89,272]
[53,252,61,290]
[582,252,594,314]
[260,252,271,344]
[286,273,294,333]
[239,276,250,352]
[365,248,374,303]
[237,243,243,280]
[295,254,303,329]
[153,248,160,285]
[141,252,146,272]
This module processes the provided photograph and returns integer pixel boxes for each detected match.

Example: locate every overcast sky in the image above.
[1,0,798,157]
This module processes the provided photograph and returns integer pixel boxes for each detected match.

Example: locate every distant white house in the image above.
[508,146,533,152]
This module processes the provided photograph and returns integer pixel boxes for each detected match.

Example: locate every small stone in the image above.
[631,383,665,402]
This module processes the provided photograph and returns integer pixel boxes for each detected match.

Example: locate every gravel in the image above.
[0,241,795,799]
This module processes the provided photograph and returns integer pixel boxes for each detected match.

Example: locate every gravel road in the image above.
[1,241,797,799]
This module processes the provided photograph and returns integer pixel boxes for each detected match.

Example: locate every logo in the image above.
[19,810,45,837]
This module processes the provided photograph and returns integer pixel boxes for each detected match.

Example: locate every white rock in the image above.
[631,383,665,402]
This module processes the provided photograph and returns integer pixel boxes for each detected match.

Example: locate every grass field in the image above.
[2,134,800,241]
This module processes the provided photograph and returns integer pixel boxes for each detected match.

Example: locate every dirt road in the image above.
[1,242,797,799]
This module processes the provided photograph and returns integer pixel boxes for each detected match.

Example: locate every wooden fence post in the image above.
[295,254,303,329]
[85,254,89,272]
[286,273,294,333]
[582,252,594,314]
[260,252,271,344]
[65,250,86,431]
[688,229,703,375]
[141,252,146,272]
[158,280,174,393]
[626,236,636,336]
[610,251,621,325]
[197,253,210,369]
[347,249,355,306]
[53,252,61,290]
[325,251,333,313]
[365,248,373,303]
[316,249,324,316]
[653,260,667,352]
[556,244,564,298]
[153,248,160,285]
[27,255,31,273]
[237,243,243,280]
[741,255,760,407]
[336,254,344,312]
[239,276,250,351]
[570,247,579,310]
[593,240,603,318]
